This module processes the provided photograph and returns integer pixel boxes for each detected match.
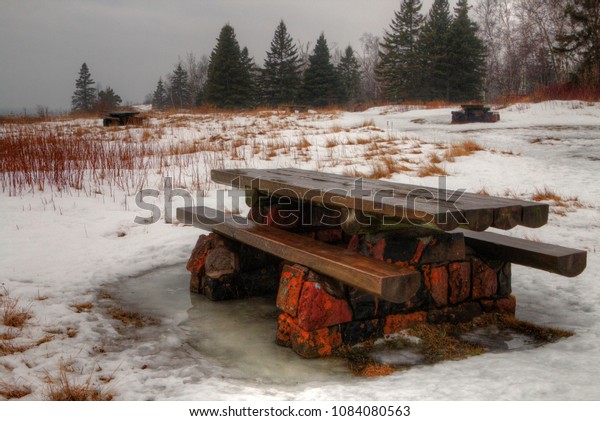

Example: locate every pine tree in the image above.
[419,0,453,100]
[261,20,302,105]
[446,0,486,101]
[299,33,339,106]
[71,63,96,112]
[556,0,600,87]
[337,46,362,104]
[204,24,254,108]
[241,46,258,106]
[97,86,122,112]
[169,63,191,108]
[152,78,169,110]
[376,0,425,101]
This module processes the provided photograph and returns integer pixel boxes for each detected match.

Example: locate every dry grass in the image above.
[0,340,32,356]
[0,334,53,356]
[108,307,157,328]
[417,163,448,177]
[444,139,484,162]
[408,323,486,363]
[45,364,113,401]
[1,295,32,328]
[532,187,564,202]
[71,302,93,313]
[532,187,586,215]
[0,380,32,399]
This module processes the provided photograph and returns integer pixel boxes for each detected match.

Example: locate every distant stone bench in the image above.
[452,104,500,124]
[102,111,144,127]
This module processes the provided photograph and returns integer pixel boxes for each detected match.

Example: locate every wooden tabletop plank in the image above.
[211,168,548,232]
[213,168,467,230]
[177,206,423,303]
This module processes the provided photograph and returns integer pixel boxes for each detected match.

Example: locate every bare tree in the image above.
[358,33,381,101]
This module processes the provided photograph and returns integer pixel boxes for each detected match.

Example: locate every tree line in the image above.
[72,0,599,112]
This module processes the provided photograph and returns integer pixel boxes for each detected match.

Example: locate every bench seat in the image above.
[177,206,422,304]
[453,229,587,277]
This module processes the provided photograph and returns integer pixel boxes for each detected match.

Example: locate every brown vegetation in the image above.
[45,365,113,401]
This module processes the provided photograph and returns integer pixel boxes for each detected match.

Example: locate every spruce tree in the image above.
[299,33,339,106]
[261,20,302,106]
[169,63,191,108]
[152,78,169,110]
[97,86,122,112]
[556,0,600,87]
[376,0,425,101]
[337,46,362,104]
[446,0,486,102]
[71,62,96,112]
[205,24,254,108]
[419,0,453,100]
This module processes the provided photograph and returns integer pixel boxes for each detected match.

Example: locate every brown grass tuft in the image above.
[0,341,33,356]
[109,307,157,328]
[444,139,484,162]
[356,363,396,377]
[2,296,32,328]
[45,366,113,401]
[0,380,32,399]
[71,302,93,313]
[417,163,448,177]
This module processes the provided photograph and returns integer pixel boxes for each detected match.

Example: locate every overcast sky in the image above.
[1,0,448,113]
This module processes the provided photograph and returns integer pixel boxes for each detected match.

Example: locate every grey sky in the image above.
[0,0,446,112]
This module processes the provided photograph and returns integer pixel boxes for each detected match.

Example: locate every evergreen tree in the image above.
[446,0,486,101]
[376,0,425,101]
[97,86,122,112]
[337,46,362,104]
[261,20,302,105]
[152,77,169,110]
[204,24,254,108]
[556,0,600,87]
[241,46,259,106]
[169,63,191,108]
[71,62,96,112]
[419,0,453,100]
[299,33,339,106]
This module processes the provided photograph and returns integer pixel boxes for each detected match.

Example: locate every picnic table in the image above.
[177,168,587,358]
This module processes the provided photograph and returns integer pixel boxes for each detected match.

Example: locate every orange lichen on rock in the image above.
[472,258,498,299]
[276,313,294,346]
[296,281,353,331]
[276,264,308,316]
[282,314,343,358]
[448,261,471,304]
[383,312,427,335]
[186,234,213,275]
[481,295,516,315]
[423,264,449,307]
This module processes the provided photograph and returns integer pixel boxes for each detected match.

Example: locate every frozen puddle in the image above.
[460,325,541,353]
[111,264,351,384]
[110,264,551,382]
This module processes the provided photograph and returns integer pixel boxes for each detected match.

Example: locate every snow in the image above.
[1,101,599,401]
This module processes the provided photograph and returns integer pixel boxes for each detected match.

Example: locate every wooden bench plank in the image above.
[453,229,587,277]
[177,206,423,304]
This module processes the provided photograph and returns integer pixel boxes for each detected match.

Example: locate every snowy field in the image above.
[1,101,599,400]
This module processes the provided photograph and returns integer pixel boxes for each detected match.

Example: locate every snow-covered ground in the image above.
[1,101,599,400]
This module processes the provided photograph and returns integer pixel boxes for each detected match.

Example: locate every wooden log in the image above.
[453,229,586,277]
[177,206,422,303]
